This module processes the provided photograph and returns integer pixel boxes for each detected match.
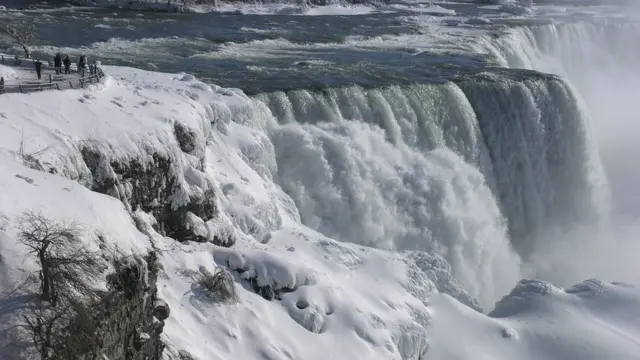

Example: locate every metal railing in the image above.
[0,55,106,95]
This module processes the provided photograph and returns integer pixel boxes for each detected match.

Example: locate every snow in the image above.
[0,64,639,360]
[0,65,18,82]
[429,279,640,360]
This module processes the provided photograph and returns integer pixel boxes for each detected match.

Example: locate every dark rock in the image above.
[87,252,166,360]
[173,121,199,154]
[153,299,170,321]
[179,349,198,360]
[259,285,275,301]
[247,276,295,301]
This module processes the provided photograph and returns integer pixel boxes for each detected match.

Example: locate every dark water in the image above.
[0,2,611,92]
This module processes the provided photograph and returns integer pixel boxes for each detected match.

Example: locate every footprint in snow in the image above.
[111,100,125,108]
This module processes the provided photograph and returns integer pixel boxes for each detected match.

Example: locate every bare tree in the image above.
[0,22,35,59]
[22,305,67,360]
[15,211,104,307]
[22,297,102,360]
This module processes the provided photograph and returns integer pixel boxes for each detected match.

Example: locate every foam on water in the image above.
[34,36,210,61]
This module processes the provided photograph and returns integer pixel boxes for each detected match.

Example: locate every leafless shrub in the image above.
[17,134,51,172]
[22,304,67,360]
[0,22,35,59]
[22,297,102,360]
[197,266,238,303]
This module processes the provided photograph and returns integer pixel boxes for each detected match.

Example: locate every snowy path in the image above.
[0,56,98,93]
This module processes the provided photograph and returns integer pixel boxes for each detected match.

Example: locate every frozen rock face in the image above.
[80,141,231,246]
[404,251,482,312]
[90,252,167,360]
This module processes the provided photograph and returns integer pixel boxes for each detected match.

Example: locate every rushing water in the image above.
[0,3,619,92]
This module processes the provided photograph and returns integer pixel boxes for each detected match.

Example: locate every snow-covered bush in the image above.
[197,265,238,303]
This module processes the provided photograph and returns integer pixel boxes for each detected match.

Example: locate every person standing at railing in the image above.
[34,59,42,80]
[63,55,71,75]
[78,55,86,77]
[54,53,62,75]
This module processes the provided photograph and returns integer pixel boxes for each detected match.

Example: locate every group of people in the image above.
[52,53,97,77]
[31,54,97,80]
[0,53,101,93]
[52,53,73,75]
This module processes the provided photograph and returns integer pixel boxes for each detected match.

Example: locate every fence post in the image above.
[69,81,73,89]
[56,83,60,90]
[1,55,3,63]
[49,74,52,83]
[19,85,22,94]
[39,85,43,91]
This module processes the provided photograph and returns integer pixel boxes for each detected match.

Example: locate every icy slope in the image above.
[430,279,640,360]
[0,67,639,360]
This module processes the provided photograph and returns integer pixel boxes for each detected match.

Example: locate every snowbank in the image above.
[0,65,19,82]
[0,64,639,360]
[429,279,640,360]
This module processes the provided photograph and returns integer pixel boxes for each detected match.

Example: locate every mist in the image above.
[516,18,640,290]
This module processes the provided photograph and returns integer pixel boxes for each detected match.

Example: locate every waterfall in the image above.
[455,70,606,254]
[491,20,640,217]
[250,67,604,305]
[474,19,640,287]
